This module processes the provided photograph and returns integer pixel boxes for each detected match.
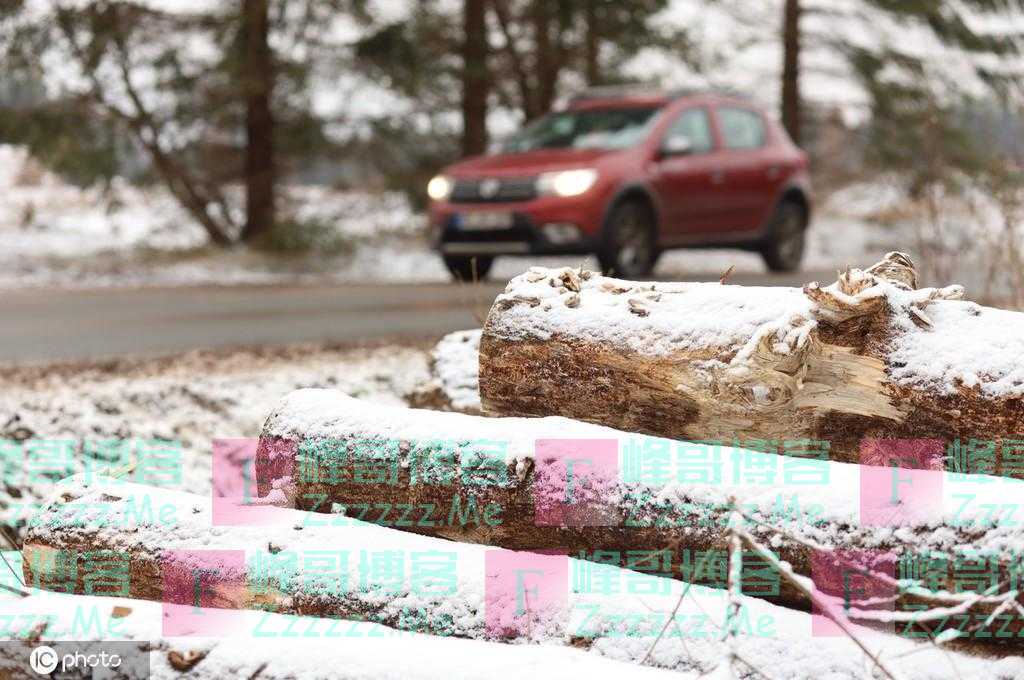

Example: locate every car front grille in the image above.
[450,177,537,203]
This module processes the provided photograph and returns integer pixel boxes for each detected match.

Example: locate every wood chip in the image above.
[627,299,649,317]
[168,650,207,672]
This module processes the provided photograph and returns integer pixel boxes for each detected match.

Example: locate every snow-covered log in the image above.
[479,254,1024,474]
[17,479,1022,677]
[0,593,679,680]
[255,390,1024,642]
[406,329,483,414]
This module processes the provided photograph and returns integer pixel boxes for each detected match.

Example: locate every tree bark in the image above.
[781,0,802,145]
[461,0,490,157]
[478,254,1024,477]
[240,0,276,242]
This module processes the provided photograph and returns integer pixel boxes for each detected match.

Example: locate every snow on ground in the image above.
[0,342,433,541]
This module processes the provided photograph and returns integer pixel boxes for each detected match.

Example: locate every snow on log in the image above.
[17,479,1021,678]
[255,389,1024,642]
[0,593,678,680]
[406,329,483,414]
[478,254,1024,475]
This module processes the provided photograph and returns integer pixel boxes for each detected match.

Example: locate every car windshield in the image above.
[502,107,660,153]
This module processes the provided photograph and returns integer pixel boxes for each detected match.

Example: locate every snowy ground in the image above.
[0,341,435,542]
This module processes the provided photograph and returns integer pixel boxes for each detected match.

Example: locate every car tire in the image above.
[760,200,807,272]
[597,200,659,278]
[443,255,494,282]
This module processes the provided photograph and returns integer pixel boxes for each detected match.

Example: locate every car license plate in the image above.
[459,211,513,231]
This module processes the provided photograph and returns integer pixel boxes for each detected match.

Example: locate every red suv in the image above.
[427,89,811,280]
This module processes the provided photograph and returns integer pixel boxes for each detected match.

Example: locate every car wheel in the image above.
[443,255,494,282]
[760,200,807,272]
[597,200,659,278]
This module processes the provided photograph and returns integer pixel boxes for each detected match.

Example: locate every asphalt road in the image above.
[0,269,830,365]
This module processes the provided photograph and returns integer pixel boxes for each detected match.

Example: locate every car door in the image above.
[648,107,729,241]
[714,106,780,232]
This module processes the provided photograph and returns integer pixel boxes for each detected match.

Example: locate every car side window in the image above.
[718,107,767,150]
[662,108,714,154]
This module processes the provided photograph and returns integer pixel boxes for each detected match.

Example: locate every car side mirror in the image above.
[660,136,694,158]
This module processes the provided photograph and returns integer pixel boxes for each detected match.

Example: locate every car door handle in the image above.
[766,165,781,180]
[711,170,726,185]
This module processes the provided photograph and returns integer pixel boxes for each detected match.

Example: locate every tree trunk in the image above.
[240,0,275,242]
[478,254,1024,477]
[781,0,802,145]
[583,1,601,86]
[252,390,1024,644]
[531,0,557,117]
[461,0,490,157]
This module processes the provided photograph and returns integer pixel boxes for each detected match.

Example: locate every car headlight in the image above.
[536,169,599,197]
[427,175,453,202]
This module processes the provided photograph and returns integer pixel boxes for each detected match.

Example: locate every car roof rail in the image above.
[668,86,750,100]
[568,85,751,105]
[567,84,668,104]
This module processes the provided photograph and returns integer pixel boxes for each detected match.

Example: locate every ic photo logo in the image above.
[27,644,124,676]
[29,645,59,675]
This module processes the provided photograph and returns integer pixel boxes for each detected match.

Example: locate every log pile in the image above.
[14,477,942,675]
[479,254,1024,474]
[253,389,1024,641]
[17,477,1021,675]
[17,253,1024,676]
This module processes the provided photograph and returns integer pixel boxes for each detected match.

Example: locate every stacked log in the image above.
[0,593,683,680]
[19,478,1021,675]
[478,254,1023,475]
[406,329,483,414]
[253,389,1024,641]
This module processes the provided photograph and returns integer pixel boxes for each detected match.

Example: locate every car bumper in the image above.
[433,211,598,257]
